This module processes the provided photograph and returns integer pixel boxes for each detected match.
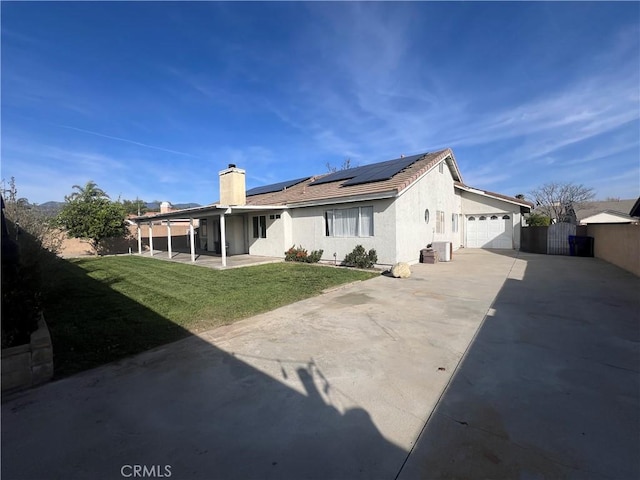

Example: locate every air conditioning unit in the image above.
[432,241,452,262]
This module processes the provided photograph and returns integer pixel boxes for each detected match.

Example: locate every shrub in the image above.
[526,213,551,226]
[343,245,377,269]
[285,245,323,263]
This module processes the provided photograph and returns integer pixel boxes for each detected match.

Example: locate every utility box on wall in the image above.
[432,241,452,262]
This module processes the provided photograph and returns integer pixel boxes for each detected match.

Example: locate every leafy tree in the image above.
[57,181,127,255]
[529,182,595,223]
[526,213,551,226]
[122,199,148,216]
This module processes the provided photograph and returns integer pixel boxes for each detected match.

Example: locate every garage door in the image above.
[466,214,513,249]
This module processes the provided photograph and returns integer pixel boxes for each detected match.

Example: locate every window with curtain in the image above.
[325,206,373,237]
[252,215,267,238]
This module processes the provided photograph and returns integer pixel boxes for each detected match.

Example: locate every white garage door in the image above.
[466,214,513,249]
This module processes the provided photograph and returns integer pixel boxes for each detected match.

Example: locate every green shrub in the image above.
[526,213,551,226]
[343,245,377,269]
[307,249,323,263]
[285,245,323,263]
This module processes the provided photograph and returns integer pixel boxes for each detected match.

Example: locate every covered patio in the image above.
[143,250,283,270]
[132,203,284,268]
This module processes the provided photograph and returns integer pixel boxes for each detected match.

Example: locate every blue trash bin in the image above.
[568,235,576,256]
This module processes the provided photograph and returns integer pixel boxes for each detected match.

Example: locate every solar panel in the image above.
[342,153,424,186]
[311,153,425,187]
[306,153,423,188]
[246,177,310,196]
[310,166,365,185]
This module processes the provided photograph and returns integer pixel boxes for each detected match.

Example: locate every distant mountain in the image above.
[36,201,65,217]
[36,200,202,215]
[173,203,201,210]
[145,202,201,212]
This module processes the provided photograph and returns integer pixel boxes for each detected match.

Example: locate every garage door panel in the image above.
[466,214,512,249]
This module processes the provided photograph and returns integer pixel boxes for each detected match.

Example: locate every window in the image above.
[479,216,487,221]
[252,215,267,238]
[490,215,498,220]
[452,213,459,233]
[439,162,444,174]
[468,216,476,221]
[325,206,373,237]
[502,215,510,220]
[436,210,445,234]
[201,219,207,235]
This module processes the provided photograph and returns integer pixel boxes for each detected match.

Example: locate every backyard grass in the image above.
[43,256,377,377]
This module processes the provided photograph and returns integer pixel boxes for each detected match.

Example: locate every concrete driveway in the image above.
[2,250,638,479]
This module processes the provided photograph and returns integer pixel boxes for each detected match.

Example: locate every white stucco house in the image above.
[134,148,532,266]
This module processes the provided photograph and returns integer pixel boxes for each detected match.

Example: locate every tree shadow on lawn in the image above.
[3,256,406,480]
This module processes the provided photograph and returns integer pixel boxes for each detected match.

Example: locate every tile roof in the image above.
[245,149,456,207]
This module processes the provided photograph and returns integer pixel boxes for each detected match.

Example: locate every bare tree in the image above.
[1,177,65,255]
[529,182,595,223]
[326,158,355,173]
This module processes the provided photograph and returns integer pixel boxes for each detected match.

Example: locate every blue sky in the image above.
[2,2,639,205]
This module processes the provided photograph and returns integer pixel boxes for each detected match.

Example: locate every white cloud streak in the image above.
[54,124,201,159]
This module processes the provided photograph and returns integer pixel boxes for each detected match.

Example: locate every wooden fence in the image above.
[521,223,582,255]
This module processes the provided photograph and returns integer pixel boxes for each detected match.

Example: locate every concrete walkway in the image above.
[2,250,638,479]
[397,252,640,479]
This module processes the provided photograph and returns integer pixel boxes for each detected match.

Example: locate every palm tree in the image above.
[65,181,109,202]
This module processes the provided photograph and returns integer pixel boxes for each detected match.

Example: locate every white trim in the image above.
[455,184,531,209]
[189,219,195,263]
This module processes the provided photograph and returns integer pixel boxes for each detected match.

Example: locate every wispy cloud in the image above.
[54,124,201,158]
[265,6,639,171]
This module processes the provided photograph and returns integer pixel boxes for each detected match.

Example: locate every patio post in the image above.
[167,220,172,259]
[189,218,195,263]
[148,222,153,256]
[137,224,142,255]
[220,212,227,268]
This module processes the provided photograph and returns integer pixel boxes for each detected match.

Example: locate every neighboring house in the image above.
[134,148,532,266]
[575,199,638,225]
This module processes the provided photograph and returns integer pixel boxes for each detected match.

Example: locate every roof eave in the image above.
[132,203,288,222]
[286,190,397,208]
[455,183,533,209]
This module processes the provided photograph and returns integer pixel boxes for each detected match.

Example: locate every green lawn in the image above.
[43,256,377,377]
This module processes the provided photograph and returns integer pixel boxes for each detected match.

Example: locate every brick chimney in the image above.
[219,164,246,206]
